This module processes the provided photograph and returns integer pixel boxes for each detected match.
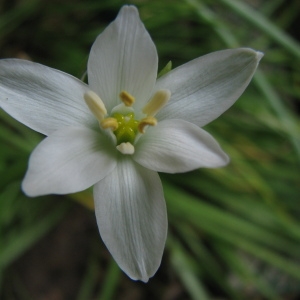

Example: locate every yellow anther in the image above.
[101,118,119,131]
[142,89,171,117]
[138,116,157,134]
[116,142,135,155]
[119,91,135,106]
[84,91,107,121]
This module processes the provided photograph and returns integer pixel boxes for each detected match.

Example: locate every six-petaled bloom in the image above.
[0,5,263,282]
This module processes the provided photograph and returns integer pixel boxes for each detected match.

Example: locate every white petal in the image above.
[94,157,167,282]
[88,5,158,112]
[0,59,96,135]
[134,119,229,173]
[155,48,263,126]
[22,127,117,196]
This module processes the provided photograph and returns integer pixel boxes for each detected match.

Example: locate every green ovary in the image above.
[113,112,139,144]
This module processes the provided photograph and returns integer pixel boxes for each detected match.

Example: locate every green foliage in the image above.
[158,61,172,78]
[0,0,299,299]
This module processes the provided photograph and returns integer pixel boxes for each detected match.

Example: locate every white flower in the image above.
[0,5,263,282]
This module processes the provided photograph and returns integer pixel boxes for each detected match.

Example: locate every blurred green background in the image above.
[1,0,300,299]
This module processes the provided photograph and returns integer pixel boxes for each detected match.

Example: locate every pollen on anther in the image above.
[101,118,119,131]
[119,91,135,106]
[142,89,171,117]
[116,142,135,155]
[84,91,107,121]
[138,116,157,134]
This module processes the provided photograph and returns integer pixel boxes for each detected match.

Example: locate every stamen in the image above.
[119,91,135,106]
[138,116,157,134]
[142,89,171,117]
[116,142,135,155]
[84,91,107,122]
[101,118,118,131]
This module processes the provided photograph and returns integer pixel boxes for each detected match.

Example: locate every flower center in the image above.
[84,89,171,155]
[112,112,139,145]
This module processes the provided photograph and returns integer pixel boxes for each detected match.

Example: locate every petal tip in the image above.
[211,150,230,169]
[222,153,231,166]
[256,51,264,62]
[129,272,150,283]
[119,4,138,16]
[246,48,264,63]
[21,178,36,197]
[140,276,150,283]
[127,265,157,283]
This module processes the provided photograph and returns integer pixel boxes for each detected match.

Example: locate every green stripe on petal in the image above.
[88,6,158,112]
[155,48,263,127]
[22,127,117,196]
[134,119,229,173]
[93,157,167,282]
[0,59,95,135]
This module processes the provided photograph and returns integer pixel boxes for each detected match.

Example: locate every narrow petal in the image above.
[134,119,229,173]
[88,6,158,111]
[22,127,117,196]
[0,59,96,135]
[94,157,167,282]
[155,48,263,126]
